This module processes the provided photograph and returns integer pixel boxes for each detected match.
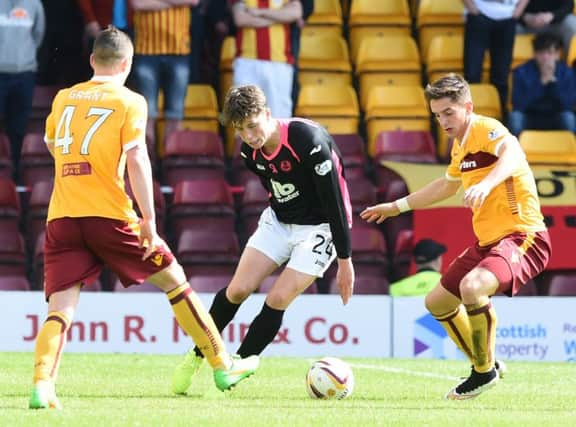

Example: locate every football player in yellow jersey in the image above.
[29,27,259,410]
[361,74,551,400]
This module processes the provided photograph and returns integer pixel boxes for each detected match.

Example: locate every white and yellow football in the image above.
[305,357,354,400]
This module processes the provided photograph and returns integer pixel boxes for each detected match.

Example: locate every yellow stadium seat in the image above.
[355,35,422,110]
[298,35,352,86]
[301,25,342,38]
[567,35,576,67]
[157,85,219,145]
[349,0,411,60]
[426,34,464,82]
[295,84,359,134]
[511,34,534,70]
[306,0,342,36]
[219,36,236,106]
[470,83,501,119]
[417,0,465,62]
[519,131,576,165]
[364,85,431,155]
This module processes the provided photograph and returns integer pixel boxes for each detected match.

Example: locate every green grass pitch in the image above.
[1,353,574,426]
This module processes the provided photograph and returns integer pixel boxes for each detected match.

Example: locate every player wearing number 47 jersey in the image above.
[29,27,258,410]
[172,84,355,395]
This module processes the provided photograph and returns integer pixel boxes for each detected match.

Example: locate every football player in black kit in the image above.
[172,84,355,394]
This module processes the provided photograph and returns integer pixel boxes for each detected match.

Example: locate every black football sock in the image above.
[193,287,240,357]
[237,303,285,357]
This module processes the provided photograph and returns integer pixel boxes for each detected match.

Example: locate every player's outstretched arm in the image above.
[360,177,460,224]
[336,257,354,305]
[126,144,166,260]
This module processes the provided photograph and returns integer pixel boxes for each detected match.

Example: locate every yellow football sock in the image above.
[167,283,230,370]
[435,305,474,364]
[466,301,497,373]
[33,311,70,383]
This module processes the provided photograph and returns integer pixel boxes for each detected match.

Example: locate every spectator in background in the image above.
[76,1,133,81]
[462,0,529,110]
[518,0,576,58]
[130,0,199,153]
[509,32,576,136]
[231,0,303,118]
[0,0,45,175]
[389,239,447,297]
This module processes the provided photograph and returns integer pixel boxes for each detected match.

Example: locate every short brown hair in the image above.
[220,84,268,126]
[92,26,133,66]
[425,73,471,104]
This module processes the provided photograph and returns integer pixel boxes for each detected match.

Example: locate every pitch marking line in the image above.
[349,362,459,381]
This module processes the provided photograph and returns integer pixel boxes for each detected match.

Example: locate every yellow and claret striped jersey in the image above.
[44,77,146,222]
[233,0,294,64]
[445,114,546,246]
[133,6,190,55]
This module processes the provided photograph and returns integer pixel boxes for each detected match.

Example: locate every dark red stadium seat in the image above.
[189,274,231,292]
[240,179,269,216]
[391,229,414,280]
[32,231,45,289]
[169,179,236,237]
[0,230,27,277]
[350,226,389,277]
[83,279,102,292]
[514,279,538,296]
[373,130,437,164]
[28,85,62,131]
[26,180,53,250]
[0,275,31,291]
[548,274,576,296]
[0,133,13,179]
[347,177,377,215]
[162,130,226,186]
[19,133,54,185]
[125,179,166,235]
[0,178,20,232]
[330,275,389,295]
[332,134,366,179]
[177,229,240,276]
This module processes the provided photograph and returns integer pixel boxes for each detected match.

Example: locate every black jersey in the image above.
[240,118,352,258]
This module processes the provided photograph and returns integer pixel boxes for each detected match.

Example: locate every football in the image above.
[305,357,354,399]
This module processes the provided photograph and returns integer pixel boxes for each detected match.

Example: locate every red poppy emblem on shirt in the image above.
[11,8,29,19]
[280,160,292,172]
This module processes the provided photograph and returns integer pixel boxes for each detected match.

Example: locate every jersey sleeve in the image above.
[476,117,511,157]
[121,93,148,152]
[292,122,352,259]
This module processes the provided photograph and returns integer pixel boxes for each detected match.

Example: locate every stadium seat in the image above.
[29,85,62,131]
[364,85,431,155]
[189,274,231,293]
[306,0,343,37]
[239,178,269,217]
[514,279,538,297]
[417,0,465,62]
[125,179,166,234]
[519,130,576,165]
[356,35,422,108]
[169,179,236,238]
[350,227,390,277]
[372,130,437,164]
[298,35,352,86]
[567,35,576,67]
[219,36,235,105]
[347,177,378,215]
[162,130,226,186]
[157,84,219,146]
[469,83,502,119]
[19,132,54,185]
[83,280,102,292]
[511,33,534,70]
[26,179,53,250]
[349,0,412,61]
[258,273,317,294]
[390,228,414,280]
[0,230,27,277]
[330,275,389,295]
[548,274,576,296]
[426,34,464,81]
[0,178,20,232]
[332,133,367,179]
[0,275,31,291]
[295,85,360,134]
[0,133,13,179]
[177,229,240,276]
